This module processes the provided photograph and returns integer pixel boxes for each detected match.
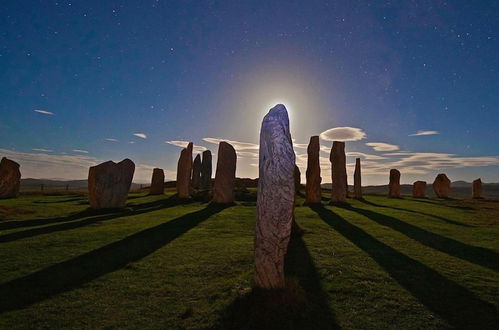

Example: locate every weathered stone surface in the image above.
[212,142,237,204]
[200,150,212,190]
[412,181,427,198]
[433,173,451,198]
[294,165,301,192]
[254,104,295,289]
[472,178,482,199]
[354,158,362,199]
[176,142,193,199]
[191,154,202,189]
[149,168,165,195]
[305,135,321,204]
[330,141,347,203]
[388,169,401,198]
[0,157,21,199]
[88,159,135,209]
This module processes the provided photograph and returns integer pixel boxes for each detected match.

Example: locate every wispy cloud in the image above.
[32,148,53,152]
[165,140,207,154]
[203,137,259,150]
[346,151,388,160]
[366,142,400,152]
[34,109,54,115]
[105,138,118,142]
[72,149,89,154]
[409,130,439,136]
[133,133,147,139]
[319,127,366,142]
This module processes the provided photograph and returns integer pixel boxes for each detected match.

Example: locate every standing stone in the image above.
[200,150,212,190]
[433,173,451,198]
[354,158,362,199]
[330,141,347,203]
[88,159,135,209]
[212,142,237,204]
[176,142,193,199]
[413,181,427,198]
[254,104,295,289]
[149,168,165,195]
[305,135,322,205]
[191,154,202,189]
[0,157,21,199]
[388,169,401,198]
[472,178,482,199]
[294,165,301,193]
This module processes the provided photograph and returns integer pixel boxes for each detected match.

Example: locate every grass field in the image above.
[0,189,498,329]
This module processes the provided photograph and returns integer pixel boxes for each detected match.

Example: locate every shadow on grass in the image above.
[311,205,499,329]
[359,199,473,227]
[215,230,339,330]
[409,198,475,210]
[0,203,228,313]
[344,204,499,273]
[32,197,86,204]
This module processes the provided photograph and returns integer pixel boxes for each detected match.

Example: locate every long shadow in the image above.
[311,206,499,329]
[33,197,86,204]
[0,196,197,243]
[409,198,475,210]
[359,199,473,227]
[216,231,339,329]
[0,203,227,313]
[344,204,499,273]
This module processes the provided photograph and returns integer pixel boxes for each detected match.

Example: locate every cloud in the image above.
[346,152,388,160]
[72,149,89,154]
[34,109,54,115]
[366,142,400,152]
[319,127,366,142]
[203,137,259,150]
[105,138,118,142]
[237,151,259,159]
[32,148,53,152]
[133,133,147,139]
[165,140,207,154]
[409,130,439,136]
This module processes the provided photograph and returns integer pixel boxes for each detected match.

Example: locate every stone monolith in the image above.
[305,136,321,204]
[191,154,202,189]
[388,169,401,198]
[0,157,21,199]
[294,165,301,193]
[412,181,427,198]
[433,173,451,198]
[330,141,347,203]
[149,168,165,195]
[176,142,193,199]
[200,150,212,190]
[212,142,237,204]
[88,159,135,209]
[354,158,362,199]
[472,178,482,199]
[254,104,295,289]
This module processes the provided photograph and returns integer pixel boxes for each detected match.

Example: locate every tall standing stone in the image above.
[433,173,451,198]
[200,150,212,190]
[0,157,21,199]
[88,159,135,209]
[254,104,295,289]
[413,181,427,198]
[191,154,202,189]
[388,169,401,198]
[305,135,322,205]
[330,141,347,203]
[354,158,362,199]
[294,165,301,193]
[149,168,165,195]
[472,178,482,199]
[176,142,193,199]
[212,142,237,204]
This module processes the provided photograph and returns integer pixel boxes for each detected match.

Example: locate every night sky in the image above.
[1,1,498,184]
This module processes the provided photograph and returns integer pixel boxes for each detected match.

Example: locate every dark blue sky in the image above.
[1,1,498,184]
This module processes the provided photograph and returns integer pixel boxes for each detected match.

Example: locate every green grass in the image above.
[0,189,498,329]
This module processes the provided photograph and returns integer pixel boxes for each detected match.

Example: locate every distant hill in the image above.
[20,178,144,191]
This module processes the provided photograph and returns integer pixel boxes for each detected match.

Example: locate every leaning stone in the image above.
[354,158,362,199]
[176,142,193,199]
[433,173,451,198]
[254,104,295,289]
[472,178,482,199]
[330,141,347,203]
[388,169,401,198]
[0,157,21,199]
[191,154,202,189]
[412,181,427,198]
[212,142,237,204]
[88,159,135,209]
[149,168,165,195]
[305,136,322,204]
[200,150,212,190]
